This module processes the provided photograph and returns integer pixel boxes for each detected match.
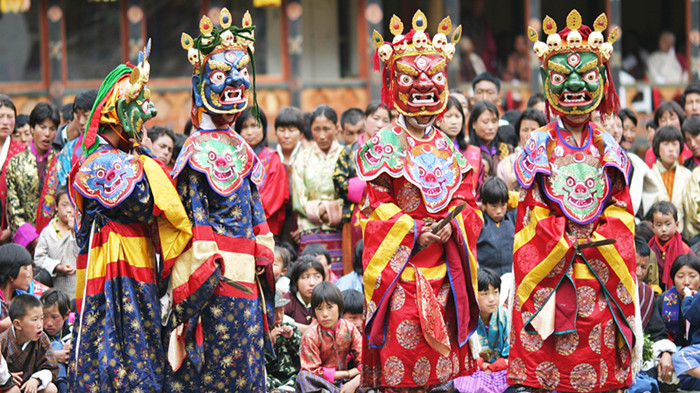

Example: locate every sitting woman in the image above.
[671,254,700,391]
[654,254,700,389]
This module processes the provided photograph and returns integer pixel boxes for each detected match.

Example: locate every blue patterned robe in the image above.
[166,128,275,393]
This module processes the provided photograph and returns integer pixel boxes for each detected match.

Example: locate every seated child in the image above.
[284,256,325,335]
[266,292,301,393]
[296,282,362,393]
[34,187,77,300]
[39,291,71,393]
[300,244,337,283]
[0,294,57,393]
[274,245,292,294]
[341,289,363,334]
[477,177,516,276]
[454,268,511,393]
[648,201,692,290]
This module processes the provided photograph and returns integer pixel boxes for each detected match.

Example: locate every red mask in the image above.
[391,53,448,117]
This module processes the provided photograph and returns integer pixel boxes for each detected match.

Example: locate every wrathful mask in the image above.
[541,51,605,116]
[193,49,251,115]
[392,53,448,117]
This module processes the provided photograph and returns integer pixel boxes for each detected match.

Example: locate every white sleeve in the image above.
[30,369,52,391]
[0,356,10,386]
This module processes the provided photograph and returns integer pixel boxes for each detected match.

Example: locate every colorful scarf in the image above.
[650,232,690,290]
[661,287,681,343]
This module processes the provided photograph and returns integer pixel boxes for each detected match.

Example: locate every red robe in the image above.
[355,125,481,389]
[509,121,637,392]
[257,146,288,237]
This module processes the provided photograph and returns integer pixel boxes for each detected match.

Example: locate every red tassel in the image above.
[371,51,381,72]
[604,65,620,115]
[195,319,204,347]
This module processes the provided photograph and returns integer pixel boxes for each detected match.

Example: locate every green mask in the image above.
[541,51,605,116]
[116,87,157,142]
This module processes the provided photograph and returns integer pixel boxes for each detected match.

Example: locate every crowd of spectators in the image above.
[2,68,700,391]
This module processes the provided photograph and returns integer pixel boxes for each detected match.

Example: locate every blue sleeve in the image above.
[682,294,700,325]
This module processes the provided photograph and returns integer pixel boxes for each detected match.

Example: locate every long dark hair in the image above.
[468,100,501,149]
[440,96,467,151]
[234,106,268,153]
[0,244,31,287]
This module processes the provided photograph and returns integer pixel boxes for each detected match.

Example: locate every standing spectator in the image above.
[361,100,390,142]
[476,178,515,276]
[34,90,97,234]
[459,37,487,83]
[275,106,304,167]
[13,114,30,145]
[647,31,689,84]
[526,92,547,116]
[642,126,692,232]
[683,117,700,170]
[332,100,390,259]
[146,125,175,168]
[5,102,59,248]
[33,188,77,300]
[292,105,344,276]
[0,95,25,244]
[683,84,700,118]
[503,35,530,83]
[338,108,364,147]
[471,72,502,114]
[235,107,289,238]
[468,100,511,186]
[617,109,649,216]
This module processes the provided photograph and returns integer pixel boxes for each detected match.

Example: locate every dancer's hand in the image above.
[417,231,440,248]
[435,224,452,243]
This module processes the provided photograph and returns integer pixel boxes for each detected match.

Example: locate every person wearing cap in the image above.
[266,292,301,393]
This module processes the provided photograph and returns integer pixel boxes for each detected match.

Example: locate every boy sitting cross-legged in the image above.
[0,294,57,393]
